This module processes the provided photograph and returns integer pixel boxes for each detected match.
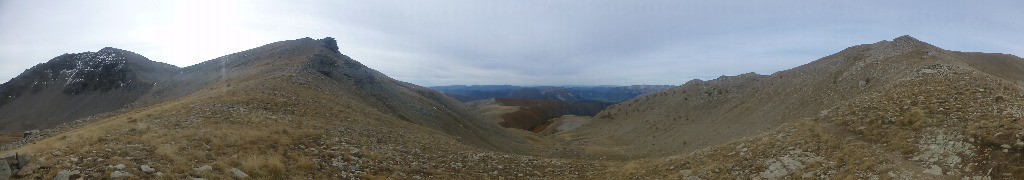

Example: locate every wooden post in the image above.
[13,152,18,170]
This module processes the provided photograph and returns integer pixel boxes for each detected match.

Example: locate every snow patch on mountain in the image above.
[60,49,127,85]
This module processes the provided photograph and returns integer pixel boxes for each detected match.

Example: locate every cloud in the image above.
[1,0,1022,86]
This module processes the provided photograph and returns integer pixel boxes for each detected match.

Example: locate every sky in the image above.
[1,1,1022,86]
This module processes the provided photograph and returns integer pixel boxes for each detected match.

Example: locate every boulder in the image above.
[1,153,29,171]
[194,165,213,173]
[110,171,132,178]
[140,165,156,173]
[14,160,40,177]
[22,130,39,138]
[230,168,249,179]
[0,159,10,179]
[53,170,77,180]
[110,164,126,169]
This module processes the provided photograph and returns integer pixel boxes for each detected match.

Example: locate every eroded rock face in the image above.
[321,37,340,53]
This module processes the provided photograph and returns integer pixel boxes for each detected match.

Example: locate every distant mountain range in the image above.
[430,85,674,103]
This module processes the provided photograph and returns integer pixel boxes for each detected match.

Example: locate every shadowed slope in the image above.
[0,48,178,132]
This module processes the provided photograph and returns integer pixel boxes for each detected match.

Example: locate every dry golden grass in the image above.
[899,108,927,129]
[240,154,286,178]
[6,73,349,178]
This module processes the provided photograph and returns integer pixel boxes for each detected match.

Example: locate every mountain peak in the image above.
[866,35,940,54]
[893,35,918,42]
[893,35,924,44]
[96,47,148,58]
[890,35,936,48]
[99,47,121,52]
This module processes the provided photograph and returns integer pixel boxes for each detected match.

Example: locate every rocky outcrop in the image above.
[1,153,29,179]
[0,159,9,179]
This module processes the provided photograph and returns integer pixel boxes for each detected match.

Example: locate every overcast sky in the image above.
[1,1,1021,86]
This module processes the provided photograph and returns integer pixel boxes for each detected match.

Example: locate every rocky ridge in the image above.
[561,35,1024,178]
[1,36,1022,179]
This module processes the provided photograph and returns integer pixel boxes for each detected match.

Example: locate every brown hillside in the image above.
[557,35,1024,178]
[604,51,1024,179]
[3,36,1023,179]
[565,36,943,158]
[1,38,577,179]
